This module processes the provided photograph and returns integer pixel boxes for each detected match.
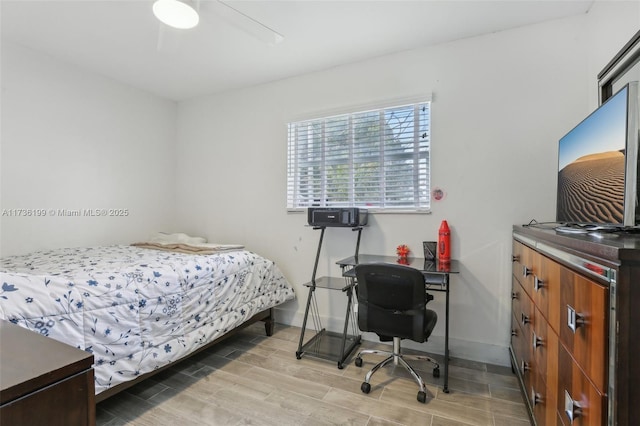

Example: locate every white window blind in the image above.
[287,101,431,210]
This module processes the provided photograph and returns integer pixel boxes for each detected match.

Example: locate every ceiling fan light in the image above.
[153,0,199,30]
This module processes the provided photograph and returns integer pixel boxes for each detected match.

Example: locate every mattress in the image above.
[0,245,295,394]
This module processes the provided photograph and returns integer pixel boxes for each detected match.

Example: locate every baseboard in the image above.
[274,307,510,367]
[396,335,511,367]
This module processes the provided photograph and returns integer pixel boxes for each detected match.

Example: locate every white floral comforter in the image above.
[0,245,295,394]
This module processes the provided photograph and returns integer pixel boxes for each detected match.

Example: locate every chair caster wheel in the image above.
[361,382,371,394]
[355,357,363,367]
[433,367,440,378]
[417,391,427,403]
[295,352,302,360]
[338,362,344,369]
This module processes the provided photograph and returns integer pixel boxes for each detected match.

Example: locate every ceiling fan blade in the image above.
[208,0,284,46]
[153,0,284,51]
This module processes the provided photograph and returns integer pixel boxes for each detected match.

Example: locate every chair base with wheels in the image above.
[355,336,439,403]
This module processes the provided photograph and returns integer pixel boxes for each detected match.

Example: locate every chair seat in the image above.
[378,309,437,342]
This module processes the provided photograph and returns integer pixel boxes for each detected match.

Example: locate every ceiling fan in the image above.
[153,0,284,48]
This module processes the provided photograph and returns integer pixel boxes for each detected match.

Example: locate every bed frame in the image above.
[95,307,274,402]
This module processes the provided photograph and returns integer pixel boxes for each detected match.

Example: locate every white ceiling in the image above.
[1,0,594,101]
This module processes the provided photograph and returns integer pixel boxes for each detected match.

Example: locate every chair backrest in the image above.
[355,263,428,343]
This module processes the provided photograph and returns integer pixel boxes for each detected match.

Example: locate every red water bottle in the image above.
[438,220,451,263]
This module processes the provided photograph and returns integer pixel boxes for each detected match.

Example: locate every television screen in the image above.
[556,83,637,227]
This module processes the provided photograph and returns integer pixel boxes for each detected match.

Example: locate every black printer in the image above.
[307,207,368,227]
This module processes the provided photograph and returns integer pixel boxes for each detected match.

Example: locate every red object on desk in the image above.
[438,220,451,263]
[396,244,410,258]
[438,260,451,272]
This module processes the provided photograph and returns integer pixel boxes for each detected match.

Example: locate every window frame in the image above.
[286,96,432,214]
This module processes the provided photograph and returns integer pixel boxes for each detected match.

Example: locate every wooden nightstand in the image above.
[0,321,95,426]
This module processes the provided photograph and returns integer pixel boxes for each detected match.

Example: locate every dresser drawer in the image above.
[511,278,524,331]
[533,305,559,389]
[511,312,529,376]
[513,241,536,296]
[515,281,535,338]
[1,369,94,426]
[533,253,561,332]
[531,369,559,426]
[557,344,606,426]
[558,266,607,393]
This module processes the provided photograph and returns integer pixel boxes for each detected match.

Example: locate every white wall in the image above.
[175,15,594,365]
[0,42,177,256]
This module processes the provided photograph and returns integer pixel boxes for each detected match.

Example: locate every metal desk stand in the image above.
[295,226,363,369]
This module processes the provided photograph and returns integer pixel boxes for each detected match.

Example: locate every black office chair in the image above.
[353,263,440,403]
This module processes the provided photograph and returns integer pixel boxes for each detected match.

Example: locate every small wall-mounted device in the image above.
[307,207,368,227]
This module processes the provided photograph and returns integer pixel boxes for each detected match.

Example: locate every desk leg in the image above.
[443,274,450,393]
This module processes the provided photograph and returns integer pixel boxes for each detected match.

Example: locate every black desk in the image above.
[337,255,459,393]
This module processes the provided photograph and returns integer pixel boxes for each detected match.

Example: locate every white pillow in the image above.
[148,232,207,245]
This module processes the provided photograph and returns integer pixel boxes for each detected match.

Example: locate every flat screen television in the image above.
[556,82,639,228]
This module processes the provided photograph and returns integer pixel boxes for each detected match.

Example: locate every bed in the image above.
[0,241,295,400]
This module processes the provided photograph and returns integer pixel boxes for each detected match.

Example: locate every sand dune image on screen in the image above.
[557,150,624,224]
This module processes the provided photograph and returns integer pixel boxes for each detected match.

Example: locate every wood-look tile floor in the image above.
[96,323,531,426]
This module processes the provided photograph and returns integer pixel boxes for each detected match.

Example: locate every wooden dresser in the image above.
[511,225,639,426]
[0,321,95,426]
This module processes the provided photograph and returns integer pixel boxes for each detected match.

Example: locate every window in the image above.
[287,101,430,211]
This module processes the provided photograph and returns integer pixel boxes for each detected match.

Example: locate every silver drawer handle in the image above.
[521,312,530,326]
[523,265,531,277]
[532,331,543,350]
[534,276,544,291]
[521,360,530,374]
[565,390,582,423]
[531,387,542,406]
[567,305,585,333]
